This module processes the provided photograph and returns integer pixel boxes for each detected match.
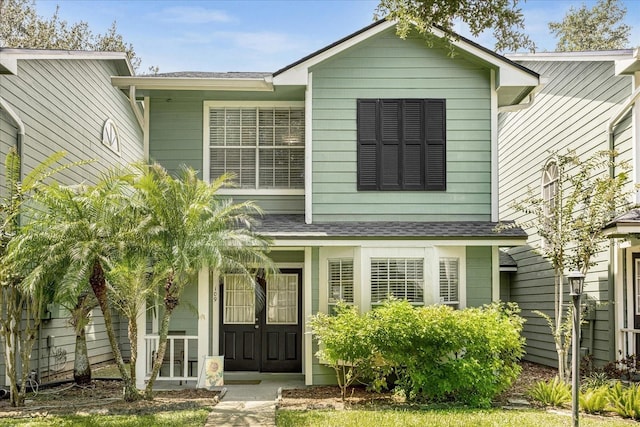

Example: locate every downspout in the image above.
[128,86,144,129]
[606,82,640,362]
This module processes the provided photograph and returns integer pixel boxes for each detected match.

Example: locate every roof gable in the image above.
[272,19,539,107]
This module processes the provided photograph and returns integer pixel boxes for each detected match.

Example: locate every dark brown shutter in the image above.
[379,100,401,190]
[357,100,379,190]
[425,99,446,191]
[402,100,425,190]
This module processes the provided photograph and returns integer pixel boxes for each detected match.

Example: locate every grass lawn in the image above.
[0,409,210,426]
[276,408,637,427]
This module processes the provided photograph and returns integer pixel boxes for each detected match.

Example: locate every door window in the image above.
[223,275,255,324]
[266,274,298,325]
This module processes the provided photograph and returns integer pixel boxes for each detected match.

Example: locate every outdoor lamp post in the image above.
[568,270,585,427]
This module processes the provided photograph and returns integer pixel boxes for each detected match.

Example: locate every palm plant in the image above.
[0,149,86,406]
[9,171,145,401]
[132,164,273,398]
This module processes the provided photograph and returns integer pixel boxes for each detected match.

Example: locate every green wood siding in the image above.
[0,57,143,381]
[311,28,492,221]
[466,247,492,307]
[147,89,306,214]
[310,247,335,384]
[498,59,633,367]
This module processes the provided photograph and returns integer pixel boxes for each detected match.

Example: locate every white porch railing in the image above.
[619,328,640,365]
[145,334,199,381]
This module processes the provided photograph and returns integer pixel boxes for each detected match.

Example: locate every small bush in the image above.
[309,299,526,408]
[609,381,640,420]
[579,386,610,414]
[527,377,571,407]
[582,371,613,390]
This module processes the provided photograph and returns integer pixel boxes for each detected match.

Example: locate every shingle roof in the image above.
[139,71,271,79]
[607,208,640,226]
[499,250,518,268]
[254,215,527,239]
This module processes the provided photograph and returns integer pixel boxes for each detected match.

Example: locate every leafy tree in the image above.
[0,149,82,406]
[507,150,635,381]
[131,164,273,398]
[9,173,145,402]
[0,0,143,71]
[548,0,630,51]
[375,0,535,53]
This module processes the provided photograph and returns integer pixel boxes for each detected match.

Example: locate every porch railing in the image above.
[145,334,199,381]
[619,328,640,368]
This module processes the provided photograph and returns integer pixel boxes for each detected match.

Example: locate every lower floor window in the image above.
[371,258,424,304]
[439,258,460,308]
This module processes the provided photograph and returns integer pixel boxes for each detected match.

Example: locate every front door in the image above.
[220,269,302,372]
[634,255,640,355]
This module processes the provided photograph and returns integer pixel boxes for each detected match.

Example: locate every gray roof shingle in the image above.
[254,215,527,239]
[139,71,271,78]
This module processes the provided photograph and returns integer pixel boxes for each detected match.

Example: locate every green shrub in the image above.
[579,386,610,414]
[609,381,640,420]
[309,299,526,407]
[308,303,374,400]
[527,377,571,407]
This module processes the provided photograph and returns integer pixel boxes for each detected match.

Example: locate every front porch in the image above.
[135,248,313,389]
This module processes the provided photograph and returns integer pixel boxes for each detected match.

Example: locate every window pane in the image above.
[439,258,459,305]
[328,259,354,304]
[267,275,298,324]
[209,106,304,189]
[223,275,255,324]
[371,258,423,304]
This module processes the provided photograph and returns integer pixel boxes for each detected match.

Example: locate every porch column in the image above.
[304,247,313,385]
[135,300,146,389]
[197,268,210,376]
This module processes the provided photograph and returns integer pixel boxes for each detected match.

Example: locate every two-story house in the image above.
[499,49,640,369]
[112,19,541,387]
[0,48,144,385]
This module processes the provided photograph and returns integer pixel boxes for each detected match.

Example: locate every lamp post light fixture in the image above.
[567,270,585,427]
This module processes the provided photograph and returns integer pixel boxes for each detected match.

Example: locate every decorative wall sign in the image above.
[197,355,224,389]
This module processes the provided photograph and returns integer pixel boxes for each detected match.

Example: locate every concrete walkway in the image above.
[204,373,305,426]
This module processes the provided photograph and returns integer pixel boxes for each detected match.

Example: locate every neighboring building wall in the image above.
[311,27,492,222]
[498,58,633,367]
[0,57,143,382]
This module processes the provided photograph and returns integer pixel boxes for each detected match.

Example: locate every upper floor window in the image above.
[541,160,559,246]
[371,258,424,304]
[357,99,446,191]
[206,103,304,190]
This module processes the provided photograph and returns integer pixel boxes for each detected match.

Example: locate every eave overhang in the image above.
[615,48,640,75]
[0,48,133,76]
[111,76,274,92]
[603,208,640,237]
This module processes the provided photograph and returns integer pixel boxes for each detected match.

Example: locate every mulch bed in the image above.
[279,361,558,410]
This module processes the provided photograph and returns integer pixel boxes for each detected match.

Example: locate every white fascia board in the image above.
[273,20,397,86]
[508,50,634,62]
[111,76,274,92]
[0,49,132,75]
[427,27,539,89]
[0,56,17,75]
[603,224,640,237]
[268,238,528,247]
[615,49,640,75]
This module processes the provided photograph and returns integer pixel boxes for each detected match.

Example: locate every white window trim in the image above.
[203,101,305,184]
[436,247,466,309]
[361,247,433,309]
[102,118,121,156]
[319,247,358,314]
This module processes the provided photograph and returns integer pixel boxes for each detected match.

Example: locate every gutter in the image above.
[0,96,24,177]
[607,85,640,133]
[498,77,548,113]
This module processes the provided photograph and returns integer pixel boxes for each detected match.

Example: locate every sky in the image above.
[33,0,640,74]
